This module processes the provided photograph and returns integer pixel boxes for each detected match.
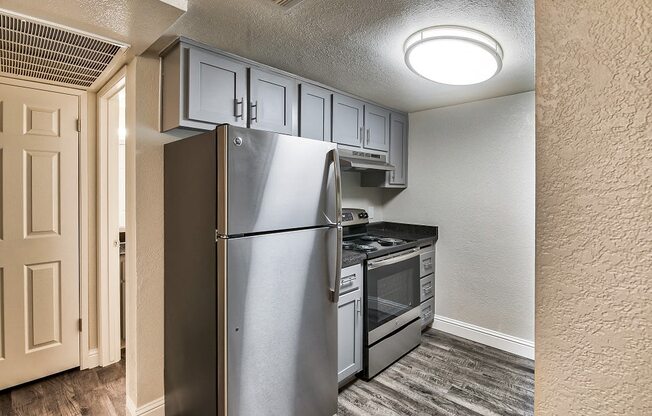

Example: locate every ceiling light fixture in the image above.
[404,26,503,86]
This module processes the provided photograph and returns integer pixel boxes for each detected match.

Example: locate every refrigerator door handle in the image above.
[331,224,342,303]
[329,147,343,303]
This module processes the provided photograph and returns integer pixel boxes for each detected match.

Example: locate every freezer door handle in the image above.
[329,147,342,302]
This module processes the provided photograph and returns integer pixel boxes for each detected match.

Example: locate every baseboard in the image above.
[432,315,534,360]
[127,395,165,416]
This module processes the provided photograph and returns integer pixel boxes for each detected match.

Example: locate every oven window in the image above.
[367,254,420,333]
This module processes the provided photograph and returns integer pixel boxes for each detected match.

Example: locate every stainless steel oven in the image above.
[364,247,422,379]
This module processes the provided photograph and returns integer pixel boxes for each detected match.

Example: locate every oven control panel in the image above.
[342,208,369,227]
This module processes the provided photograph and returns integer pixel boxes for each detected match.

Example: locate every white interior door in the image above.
[0,82,80,389]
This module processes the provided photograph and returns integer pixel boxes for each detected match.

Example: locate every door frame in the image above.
[0,75,91,369]
[96,67,127,367]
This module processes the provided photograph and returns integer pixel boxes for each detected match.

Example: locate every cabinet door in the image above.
[338,288,362,383]
[364,104,390,152]
[299,83,331,141]
[332,93,364,147]
[187,47,247,126]
[388,112,408,185]
[249,68,296,135]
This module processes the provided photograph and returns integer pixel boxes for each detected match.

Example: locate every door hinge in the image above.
[78,318,83,332]
[76,119,81,132]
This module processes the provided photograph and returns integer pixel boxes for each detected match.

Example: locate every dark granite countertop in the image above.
[342,249,367,268]
[341,222,438,267]
[367,222,438,247]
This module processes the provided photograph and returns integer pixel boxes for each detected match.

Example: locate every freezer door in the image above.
[218,227,338,416]
[217,125,339,236]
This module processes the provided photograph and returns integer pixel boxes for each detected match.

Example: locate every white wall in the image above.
[384,92,535,344]
[342,171,385,221]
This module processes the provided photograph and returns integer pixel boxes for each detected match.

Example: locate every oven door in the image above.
[366,248,421,345]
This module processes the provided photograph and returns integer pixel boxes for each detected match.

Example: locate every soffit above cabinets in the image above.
[150,0,534,112]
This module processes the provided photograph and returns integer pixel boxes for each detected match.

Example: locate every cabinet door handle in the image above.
[359,127,364,144]
[356,298,361,314]
[366,129,370,144]
[234,97,244,120]
[250,101,258,122]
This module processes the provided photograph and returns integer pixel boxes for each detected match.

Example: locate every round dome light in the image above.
[404,26,503,85]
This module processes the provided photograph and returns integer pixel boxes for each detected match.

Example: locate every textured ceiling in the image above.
[152,0,534,112]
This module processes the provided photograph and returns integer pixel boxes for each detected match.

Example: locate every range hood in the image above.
[338,147,395,171]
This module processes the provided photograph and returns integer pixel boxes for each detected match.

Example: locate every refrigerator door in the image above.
[217,125,340,236]
[217,226,338,416]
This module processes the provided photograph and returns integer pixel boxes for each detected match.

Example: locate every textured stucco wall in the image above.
[536,1,651,414]
[125,54,175,408]
[383,92,535,342]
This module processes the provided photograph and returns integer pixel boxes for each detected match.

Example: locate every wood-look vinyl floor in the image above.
[0,330,533,416]
[339,329,535,416]
[0,357,125,416]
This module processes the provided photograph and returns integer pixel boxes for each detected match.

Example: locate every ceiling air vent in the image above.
[272,0,307,10]
[0,10,128,89]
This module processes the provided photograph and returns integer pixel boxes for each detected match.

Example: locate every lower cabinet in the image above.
[338,264,363,385]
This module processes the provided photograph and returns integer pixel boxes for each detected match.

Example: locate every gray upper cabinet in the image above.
[161,38,407,187]
[388,112,408,186]
[161,41,247,132]
[332,93,364,147]
[360,111,409,188]
[299,83,331,141]
[248,68,296,135]
[188,48,247,127]
[364,104,390,152]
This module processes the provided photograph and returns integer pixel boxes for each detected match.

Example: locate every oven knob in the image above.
[358,213,365,218]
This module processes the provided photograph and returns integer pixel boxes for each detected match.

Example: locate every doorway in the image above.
[97,69,127,366]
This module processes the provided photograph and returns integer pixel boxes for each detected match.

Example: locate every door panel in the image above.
[332,93,364,147]
[299,83,331,141]
[24,106,60,137]
[26,261,61,350]
[364,104,390,152]
[218,125,338,236]
[222,227,338,416]
[388,113,407,185]
[0,82,79,390]
[248,68,295,134]
[187,48,247,126]
[25,150,60,237]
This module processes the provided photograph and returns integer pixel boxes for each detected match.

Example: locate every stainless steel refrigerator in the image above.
[164,125,342,416]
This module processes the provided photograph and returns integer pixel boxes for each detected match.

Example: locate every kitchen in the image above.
[0,1,649,416]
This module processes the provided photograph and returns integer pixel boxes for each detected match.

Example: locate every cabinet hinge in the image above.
[215,230,219,242]
[78,318,83,332]
[76,119,81,132]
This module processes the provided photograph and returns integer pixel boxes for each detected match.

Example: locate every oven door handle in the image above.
[367,248,420,270]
